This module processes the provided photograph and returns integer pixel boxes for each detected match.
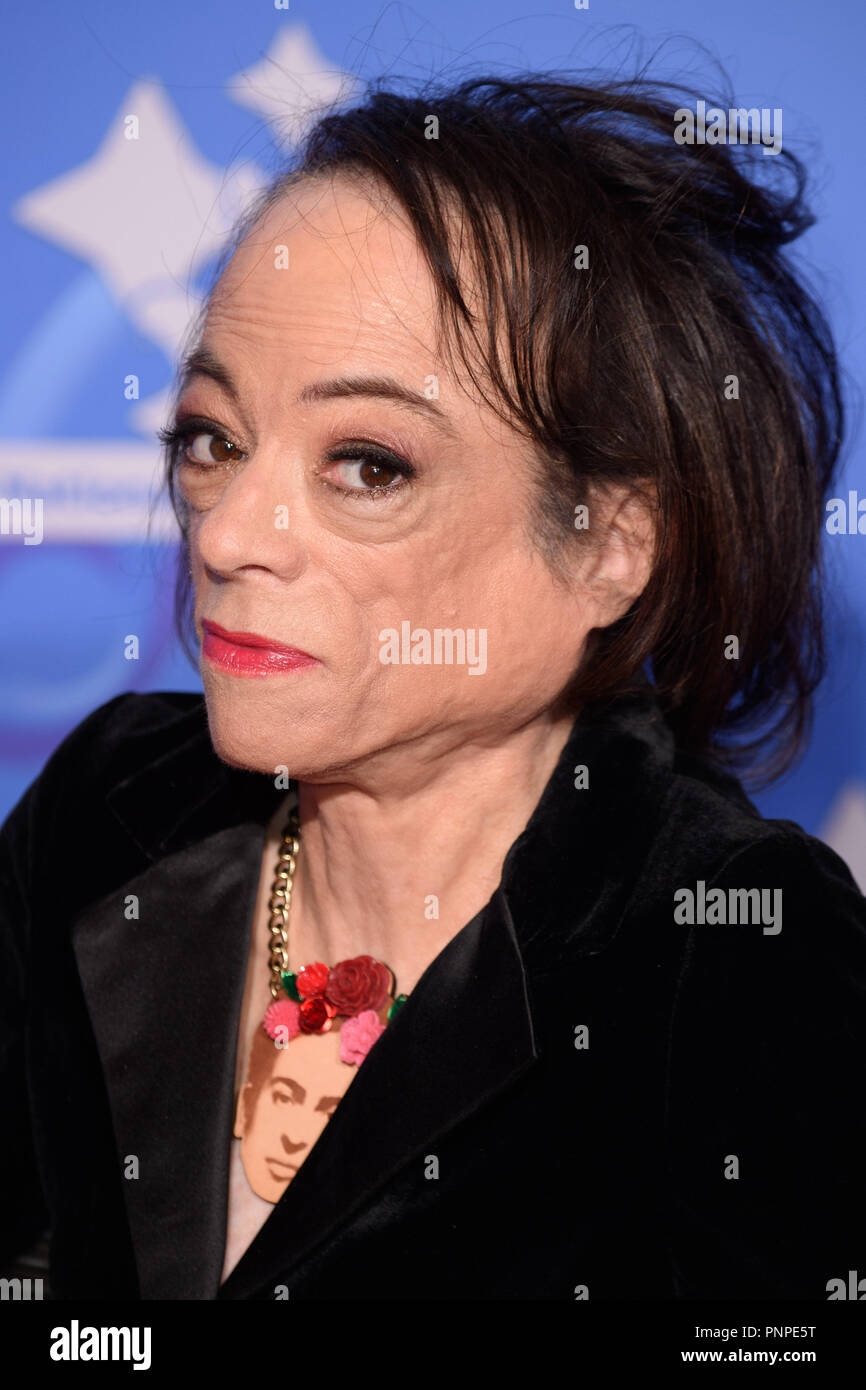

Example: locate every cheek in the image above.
[344,535,499,647]
[324,549,456,678]
[474,566,595,697]
[349,541,591,699]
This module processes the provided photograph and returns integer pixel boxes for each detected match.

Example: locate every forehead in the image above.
[202,175,442,368]
[271,1027,345,1076]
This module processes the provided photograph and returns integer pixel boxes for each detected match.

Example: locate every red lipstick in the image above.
[201,619,319,677]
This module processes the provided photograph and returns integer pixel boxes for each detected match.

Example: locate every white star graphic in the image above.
[12,76,267,432]
[12,77,265,347]
[226,24,360,149]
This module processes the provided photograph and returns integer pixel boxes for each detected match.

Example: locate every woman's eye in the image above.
[321,456,406,492]
[158,418,243,470]
[182,432,241,467]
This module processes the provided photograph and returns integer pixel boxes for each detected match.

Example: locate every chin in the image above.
[203,696,359,782]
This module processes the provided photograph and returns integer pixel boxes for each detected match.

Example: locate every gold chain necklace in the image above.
[266,807,301,1000]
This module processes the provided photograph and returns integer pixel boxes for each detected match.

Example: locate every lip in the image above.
[265,1157,299,1177]
[201,619,319,677]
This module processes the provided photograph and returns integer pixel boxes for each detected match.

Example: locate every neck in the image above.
[286,711,575,995]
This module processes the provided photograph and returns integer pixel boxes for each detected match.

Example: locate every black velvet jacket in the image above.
[2,682,865,1301]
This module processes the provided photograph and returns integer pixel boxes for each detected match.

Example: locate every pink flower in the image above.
[263,998,301,1042]
[340,1009,386,1065]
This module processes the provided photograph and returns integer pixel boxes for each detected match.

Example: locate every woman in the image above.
[2,72,865,1301]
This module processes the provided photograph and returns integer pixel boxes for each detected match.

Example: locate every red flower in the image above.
[299,995,337,1033]
[327,955,392,1016]
[296,962,330,999]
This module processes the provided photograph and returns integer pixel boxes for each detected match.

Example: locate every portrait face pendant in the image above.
[233,1006,389,1203]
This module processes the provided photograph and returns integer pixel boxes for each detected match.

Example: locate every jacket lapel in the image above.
[70,705,284,1299]
[71,819,268,1298]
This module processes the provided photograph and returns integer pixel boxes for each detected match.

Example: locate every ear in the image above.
[574,481,657,628]
[233,1082,253,1139]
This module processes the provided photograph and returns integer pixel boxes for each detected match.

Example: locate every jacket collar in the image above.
[72,676,677,1299]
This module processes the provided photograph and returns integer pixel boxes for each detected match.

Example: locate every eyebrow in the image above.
[272,1077,305,1102]
[178,346,237,400]
[177,346,459,440]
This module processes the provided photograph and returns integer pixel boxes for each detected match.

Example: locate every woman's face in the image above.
[175,174,645,781]
[235,1026,347,1203]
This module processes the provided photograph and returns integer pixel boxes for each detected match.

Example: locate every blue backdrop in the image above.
[1,0,864,884]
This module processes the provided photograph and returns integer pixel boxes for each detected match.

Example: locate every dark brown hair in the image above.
[166,70,844,786]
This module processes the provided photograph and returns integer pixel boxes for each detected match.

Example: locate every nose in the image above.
[194,448,309,582]
[280,1135,306,1155]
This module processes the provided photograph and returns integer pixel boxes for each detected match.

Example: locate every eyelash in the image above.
[157,416,416,500]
